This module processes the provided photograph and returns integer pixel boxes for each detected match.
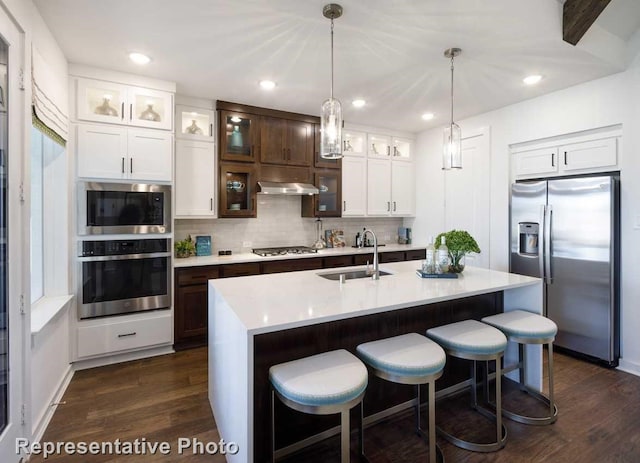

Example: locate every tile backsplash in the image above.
[175,195,404,254]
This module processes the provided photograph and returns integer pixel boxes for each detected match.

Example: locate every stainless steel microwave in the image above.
[78,182,171,235]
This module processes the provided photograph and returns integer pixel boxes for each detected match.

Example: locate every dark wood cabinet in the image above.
[260,116,313,167]
[261,258,323,274]
[379,251,406,263]
[219,162,257,218]
[406,249,426,261]
[220,262,261,278]
[323,255,354,268]
[302,170,342,218]
[313,123,342,169]
[219,110,259,163]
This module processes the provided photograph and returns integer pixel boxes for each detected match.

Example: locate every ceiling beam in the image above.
[563,0,612,46]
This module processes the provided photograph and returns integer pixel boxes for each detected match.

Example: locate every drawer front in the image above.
[261,258,323,274]
[323,255,354,268]
[379,251,405,263]
[405,249,426,261]
[176,266,220,286]
[220,262,261,278]
[353,253,374,266]
[77,312,172,358]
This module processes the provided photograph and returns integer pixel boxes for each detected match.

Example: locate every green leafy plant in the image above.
[175,235,196,258]
[434,230,481,273]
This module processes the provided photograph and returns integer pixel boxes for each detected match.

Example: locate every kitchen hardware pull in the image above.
[387,146,391,156]
[129,104,132,121]
[539,205,546,284]
[545,204,553,284]
[121,157,125,173]
[387,201,390,211]
[210,198,213,211]
[564,151,567,165]
[551,152,555,167]
[343,140,346,151]
[209,124,213,137]
[117,332,136,338]
[393,201,397,211]
[343,200,346,212]
[130,158,133,174]
[121,102,124,120]
[393,146,398,157]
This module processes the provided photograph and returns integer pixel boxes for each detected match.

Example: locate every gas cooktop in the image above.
[252,246,318,257]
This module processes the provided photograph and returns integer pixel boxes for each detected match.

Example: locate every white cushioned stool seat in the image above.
[482,310,557,340]
[357,333,446,378]
[269,349,368,408]
[426,319,507,356]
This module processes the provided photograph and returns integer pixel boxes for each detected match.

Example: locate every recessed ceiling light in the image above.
[523,75,543,85]
[129,52,151,65]
[421,113,435,121]
[230,116,242,123]
[352,99,366,108]
[259,80,276,90]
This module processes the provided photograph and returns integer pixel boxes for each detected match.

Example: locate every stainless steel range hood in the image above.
[258,181,319,195]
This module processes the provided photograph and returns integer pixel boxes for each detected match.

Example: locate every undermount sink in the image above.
[318,268,393,281]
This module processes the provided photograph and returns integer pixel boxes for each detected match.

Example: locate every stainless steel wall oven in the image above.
[78,182,171,235]
[78,238,171,319]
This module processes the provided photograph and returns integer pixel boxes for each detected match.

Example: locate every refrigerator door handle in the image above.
[539,204,546,282]
[545,204,553,284]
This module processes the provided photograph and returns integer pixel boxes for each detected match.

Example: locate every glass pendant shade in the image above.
[443,122,462,169]
[320,97,343,159]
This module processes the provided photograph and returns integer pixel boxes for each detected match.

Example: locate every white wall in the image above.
[412,56,640,375]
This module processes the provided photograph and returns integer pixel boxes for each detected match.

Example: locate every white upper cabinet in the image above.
[367,158,392,215]
[391,161,415,215]
[342,130,366,156]
[77,123,172,182]
[560,138,617,172]
[367,133,392,158]
[513,147,559,178]
[176,104,215,142]
[75,77,173,131]
[392,137,413,161]
[175,139,216,218]
[341,156,366,216]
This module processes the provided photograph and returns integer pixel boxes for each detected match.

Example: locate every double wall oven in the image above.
[78,182,172,319]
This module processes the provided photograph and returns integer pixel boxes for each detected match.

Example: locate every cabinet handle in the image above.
[130,158,133,174]
[551,152,555,167]
[129,103,132,121]
[387,201,390,211]
[387,146,391,156]
[343,200,346,212]
[564,151,568,165]
[393,201,397,212]
[343,140,346,151]
[121,157,125,173]
[210,198,213,211]
[117,332,137,338]
[209,123,213,137]
[121,102,124,120]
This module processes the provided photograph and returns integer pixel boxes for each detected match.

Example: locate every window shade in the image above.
[31,45,68,143]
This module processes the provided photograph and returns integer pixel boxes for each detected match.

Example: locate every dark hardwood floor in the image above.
[33,348,640,462]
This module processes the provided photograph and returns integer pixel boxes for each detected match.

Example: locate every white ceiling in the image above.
[34,0,638,133]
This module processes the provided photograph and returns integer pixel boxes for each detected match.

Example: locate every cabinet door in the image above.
[176,105,215,141]
[127,129,173,182]
[315,171,341,217]
[219,162,257,217]
[260,116,287,164]
[343,130,366,157]
[391,161,415,216]
[314,123,341,169]
[392,137,413,161]
[77,124,128,179]
[175,140,216,217]
[76,78,128,124]
[368,133,392,158]
[560,138,617,172]
[287,120,313,166]
[342,156,366,216]
[514,147,559,178]
[366,158,391,216]
[174,284,208,347]
[220,111,258,162]
[128,86,173,130]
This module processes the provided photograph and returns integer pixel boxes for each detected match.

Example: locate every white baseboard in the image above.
[72,345,175,371]
[618,358,640,377]
[31,365,74,444]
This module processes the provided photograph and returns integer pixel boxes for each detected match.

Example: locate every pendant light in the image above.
[320,4,343,159]
[443,47,462,169]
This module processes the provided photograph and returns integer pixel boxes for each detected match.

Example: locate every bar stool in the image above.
[426,320,508,453]
[356,333,446,463]
[269,349,368,463]
[481,309,558,425]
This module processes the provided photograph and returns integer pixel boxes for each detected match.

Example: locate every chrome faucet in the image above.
[362,229,379,280]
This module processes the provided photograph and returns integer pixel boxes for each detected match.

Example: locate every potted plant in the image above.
[175,235,196,258]
[434,230,481,273]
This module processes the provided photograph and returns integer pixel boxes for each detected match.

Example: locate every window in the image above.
[30,126,68,305]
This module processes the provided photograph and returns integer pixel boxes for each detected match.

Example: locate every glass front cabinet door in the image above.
[342,130,367,157]
[76,78,128,124]
[129,87,173,130]
[176,105,214,141]
[303,171,342,217]
[219,111,257,162]
[219,163,257,218]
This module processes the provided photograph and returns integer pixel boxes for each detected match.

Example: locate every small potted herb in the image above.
[175,235,196,258]
[434,230,481,273]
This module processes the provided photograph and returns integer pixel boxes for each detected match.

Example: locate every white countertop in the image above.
[209,261,540,335]
[174,243,426,267]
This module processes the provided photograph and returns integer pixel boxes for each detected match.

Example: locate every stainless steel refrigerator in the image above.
[510,174,620,366]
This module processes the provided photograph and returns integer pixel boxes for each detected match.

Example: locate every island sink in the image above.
[318,268,392,280]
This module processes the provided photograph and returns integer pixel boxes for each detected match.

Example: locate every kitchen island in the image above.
[208,262,541,462]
